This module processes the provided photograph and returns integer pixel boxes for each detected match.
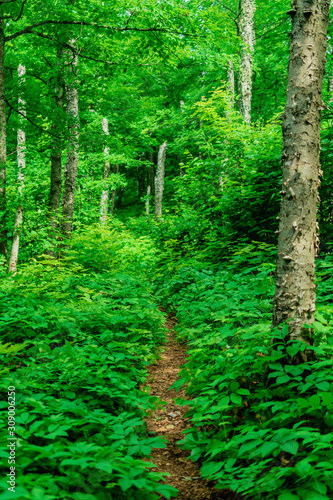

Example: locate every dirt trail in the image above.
[145,315,232,500]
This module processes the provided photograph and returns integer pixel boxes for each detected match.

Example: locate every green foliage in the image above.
[154,246,333,499]
[0,226,177,500]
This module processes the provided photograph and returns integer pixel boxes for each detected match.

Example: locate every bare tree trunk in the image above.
[61,41,79,237]
[154,141,167,219]
[146,185,151,215]
[0,19,7,257]
[100,117,110,223]
[149,152,155,196]
[49,50,65,232]
[272,0,330,359]
[8,64,26,273]
[239,0,256,124]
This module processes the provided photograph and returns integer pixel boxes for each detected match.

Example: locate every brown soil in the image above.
[144,315,234,500]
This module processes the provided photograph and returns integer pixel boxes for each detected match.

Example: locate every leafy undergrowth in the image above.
[155,245,333,500]
[0,224,177,500]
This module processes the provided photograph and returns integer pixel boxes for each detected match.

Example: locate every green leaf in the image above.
[295,460,312,477]
[309,394,321,409]
[239,440,262,455]
[230,393,242,405]
[278,492,300,500]
[321,392,333,405]
[201,461,223,477]
[258,441,279,457]
[281,440,298,455]
[276,374,291,384]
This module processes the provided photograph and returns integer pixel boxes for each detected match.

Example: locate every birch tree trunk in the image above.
[154,141,167,219]
[0,19,7,257]
[61,42,79,237]
[145,185,151,215]
[8,64,26,273]
[272,0,331,359]
[100,117,110,223]
[49,50,65,232]
[239,0,256,124]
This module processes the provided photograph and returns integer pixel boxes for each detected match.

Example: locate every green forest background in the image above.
[1,1,333,499]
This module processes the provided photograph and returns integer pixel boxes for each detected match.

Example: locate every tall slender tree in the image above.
[272,0,331,359]
[239,0,256,124]
[8,63,25,273]
[49,50,65,233]
[61,40,80,237]
[0,18,6,257]
[154,141,167,219]
[100,117,110,223]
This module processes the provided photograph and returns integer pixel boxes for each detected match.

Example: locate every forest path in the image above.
[144,314,230,500]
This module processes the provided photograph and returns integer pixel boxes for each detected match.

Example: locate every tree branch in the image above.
[12,0,28,22]
[5,19,198,42]
[5,98,60,137]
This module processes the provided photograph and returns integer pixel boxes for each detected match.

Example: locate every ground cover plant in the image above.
[153,244,333,500]
[0,224,177,500]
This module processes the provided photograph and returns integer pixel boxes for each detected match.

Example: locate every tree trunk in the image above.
[61,41,79,237]
[149,152,155,196]
[272,0,331,358]
[100,117,110,223]
[8,64,26,273]
[154,141,167,219]
[146,185,151,215]
[0,19,7,257]
[239,0,256,125]
[49,50,65,232]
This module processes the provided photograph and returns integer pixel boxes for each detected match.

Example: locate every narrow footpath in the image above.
[145,314,232,500]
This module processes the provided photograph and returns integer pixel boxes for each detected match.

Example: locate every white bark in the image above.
[17,64,26,193]
[146,185,151,215]
[154,141,167,219]
[9,64,26,273]
[100,117,110,223]
[61,41,79,236]
[239,0,256,124]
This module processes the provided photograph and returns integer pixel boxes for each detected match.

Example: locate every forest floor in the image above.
[144,314,233,500]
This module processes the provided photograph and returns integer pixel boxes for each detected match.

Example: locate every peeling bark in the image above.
[8,64,26,273]
[0,19,7,257]
[272,0,331,358]
[154,141,167,219]
[100,117,110,223]
[49,50,65,232]
[239,0,256,124]
[61,41,79,237]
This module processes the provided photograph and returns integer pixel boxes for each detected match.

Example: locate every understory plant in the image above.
[155,245,333,500]
[0,224,177,500]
